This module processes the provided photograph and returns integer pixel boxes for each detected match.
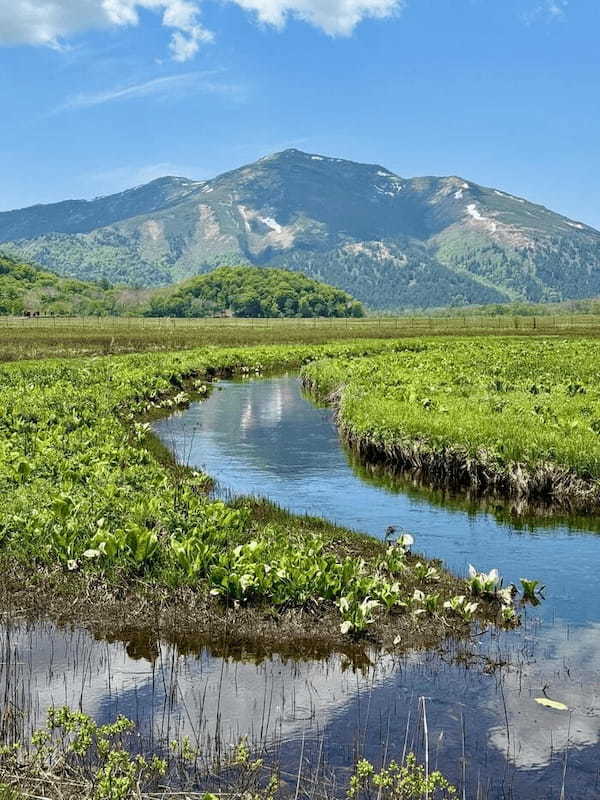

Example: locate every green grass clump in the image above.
[301,337,600,507]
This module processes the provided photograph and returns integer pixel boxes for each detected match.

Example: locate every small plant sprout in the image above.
[381,544,407,575]
[443,595,479,621]
[409,588,442,615]
[520,578,544,601]
[347,752,457,799]
[413,561,440,581]
[501,605,518,624]
[422,592,442,614]
[467,564,501,596]
[338,595,381,636]
[496,586,515,606]
[397,532,414,551]
[377,581,402,610]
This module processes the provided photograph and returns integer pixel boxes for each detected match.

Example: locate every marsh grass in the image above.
[1,314,600,362]
[302,337,600,510]
[0,495,502,652]
[0,339,511,650]
[0,704,459,800]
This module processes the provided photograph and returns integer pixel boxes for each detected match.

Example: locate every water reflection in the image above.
[0,619,397,750]
[487,621,600,769]
[2,618,600,797]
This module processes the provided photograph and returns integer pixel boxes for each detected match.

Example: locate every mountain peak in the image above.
[259,148,334,163]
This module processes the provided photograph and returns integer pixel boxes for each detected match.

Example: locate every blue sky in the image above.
[1,0,599,227]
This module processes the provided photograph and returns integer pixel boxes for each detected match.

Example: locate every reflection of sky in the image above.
[3,618,600,794]
[487,621,600,770]
[0,621,398,750]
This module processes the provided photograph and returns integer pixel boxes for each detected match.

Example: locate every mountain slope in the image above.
[2,150,599,308]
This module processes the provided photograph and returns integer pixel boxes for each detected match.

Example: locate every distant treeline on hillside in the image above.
[144,266,365,318]
[0,256,364,318]
[378,297,600,318]
[0,252,126,316]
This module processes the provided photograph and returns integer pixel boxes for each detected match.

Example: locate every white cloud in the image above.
[544,0,567,19]
[55,70,241,111]
[0,0,404,54]
[0,1,212,60]
[524,0,568,24]
[169,28,211,60]
[231,0,404,35]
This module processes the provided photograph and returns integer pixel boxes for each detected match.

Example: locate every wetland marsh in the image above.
[2,337,600,798]
[152,370,600,798]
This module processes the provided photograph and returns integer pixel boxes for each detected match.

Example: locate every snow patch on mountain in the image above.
[237,205,296,251]
[467,203,497,233]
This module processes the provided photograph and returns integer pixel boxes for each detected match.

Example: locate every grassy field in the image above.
[2,312,600,360]
[0,339,518,649]
[302,337,600,509]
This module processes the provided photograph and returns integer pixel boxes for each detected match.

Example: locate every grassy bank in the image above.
[301,337,600,510]
[2,313,600,361]
[0,339,517,649]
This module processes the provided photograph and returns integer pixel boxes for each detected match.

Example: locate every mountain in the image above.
[2,150,599,309]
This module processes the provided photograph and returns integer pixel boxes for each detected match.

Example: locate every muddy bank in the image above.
[0,498,504,657]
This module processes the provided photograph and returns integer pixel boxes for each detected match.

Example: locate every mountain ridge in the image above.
[2,149,599,309]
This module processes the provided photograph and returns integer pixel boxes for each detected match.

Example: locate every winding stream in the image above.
[3,374,600,798]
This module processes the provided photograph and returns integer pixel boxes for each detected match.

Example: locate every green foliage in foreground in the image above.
[1,708,166,800]
[0,339,504,635]
[302,337,600,488]
[0,708,457,800]
[144,266,365,318]
[0,252,124,316]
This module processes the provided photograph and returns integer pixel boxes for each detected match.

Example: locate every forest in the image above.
[144,266,365,318]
